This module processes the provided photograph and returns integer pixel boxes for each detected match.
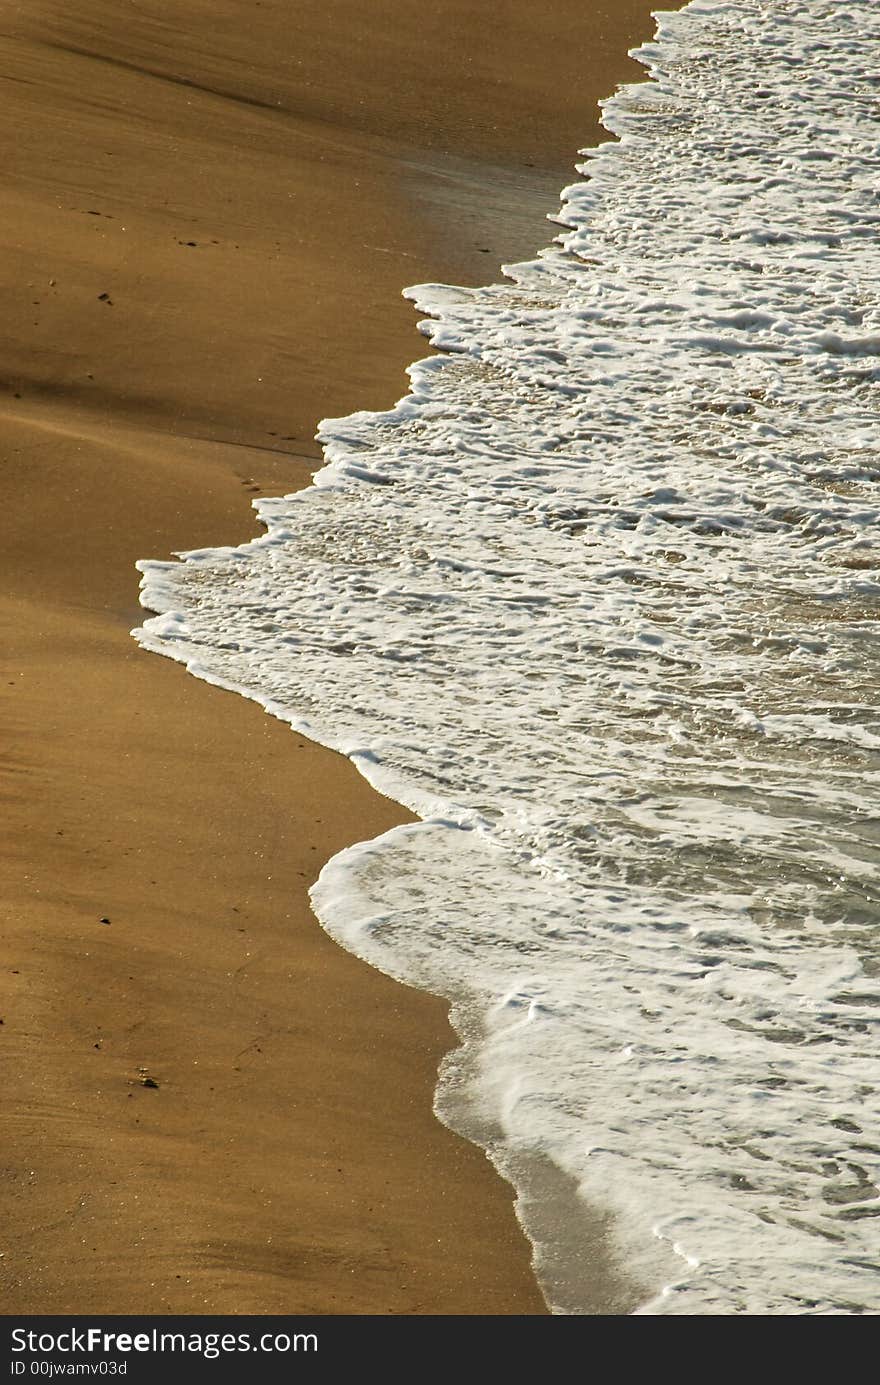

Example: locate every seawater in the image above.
[135,0,880,1314]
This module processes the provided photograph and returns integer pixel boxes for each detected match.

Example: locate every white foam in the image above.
[135,0,880,1313]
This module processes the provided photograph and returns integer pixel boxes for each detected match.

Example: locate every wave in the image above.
[135,0,880,1313]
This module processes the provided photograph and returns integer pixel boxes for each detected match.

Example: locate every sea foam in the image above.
[136,0,880,1313]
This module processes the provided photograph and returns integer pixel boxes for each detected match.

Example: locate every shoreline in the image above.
[2,1,662,1314]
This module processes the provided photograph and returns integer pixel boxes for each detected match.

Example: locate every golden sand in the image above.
[1,0,659,1313]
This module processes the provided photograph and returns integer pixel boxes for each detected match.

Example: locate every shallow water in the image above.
[136,0,880,1313]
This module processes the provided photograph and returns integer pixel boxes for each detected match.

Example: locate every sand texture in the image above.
[1,0,658,1314]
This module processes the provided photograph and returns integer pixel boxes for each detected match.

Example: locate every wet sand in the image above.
[1,0,661,1314]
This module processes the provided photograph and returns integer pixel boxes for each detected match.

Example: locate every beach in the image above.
[2,1,662,1314]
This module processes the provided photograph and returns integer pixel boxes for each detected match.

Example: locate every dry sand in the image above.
[1,0,660,1314]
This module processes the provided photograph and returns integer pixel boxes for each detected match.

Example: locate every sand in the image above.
[1,0,660,1314]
